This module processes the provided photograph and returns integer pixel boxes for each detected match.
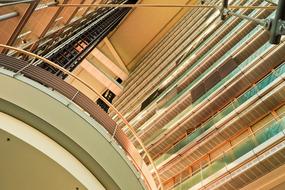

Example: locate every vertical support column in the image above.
[91,48,128,80]
[221,0,228,21]
[269,0,285,44]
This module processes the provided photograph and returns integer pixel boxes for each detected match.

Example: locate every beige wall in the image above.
[0,112,103,190]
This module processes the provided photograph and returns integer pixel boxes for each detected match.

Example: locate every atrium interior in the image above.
[0,0,285,190]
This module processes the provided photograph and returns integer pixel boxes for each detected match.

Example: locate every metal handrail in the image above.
[0,44,163,190]
[0,0,34,7]
[53,3,276,10]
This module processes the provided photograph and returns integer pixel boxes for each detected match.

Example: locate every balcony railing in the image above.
[143,14,273,148]
[155,62,285,166]
[0,44,162,190]
[172,111,285,190]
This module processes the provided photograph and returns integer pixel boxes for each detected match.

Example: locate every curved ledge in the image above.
[0,53,158,190]
[0,98,120,190]
[0,57,152,189]
[0,111,105,190]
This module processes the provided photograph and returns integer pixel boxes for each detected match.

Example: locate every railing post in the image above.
[269,0,285,44]
[13,57,36,77]
[220,0,228,21]
[111,124,119,141]
[71,90,80,101]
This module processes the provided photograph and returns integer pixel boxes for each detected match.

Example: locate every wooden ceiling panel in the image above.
[57,0,84,24]
[24,6,60,38]
[0,4,29,46]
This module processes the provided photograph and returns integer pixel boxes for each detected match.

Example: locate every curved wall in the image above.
[0,67,147,190]
[0,113,103,190]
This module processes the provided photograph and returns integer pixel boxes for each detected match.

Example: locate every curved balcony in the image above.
[0,52,158,190]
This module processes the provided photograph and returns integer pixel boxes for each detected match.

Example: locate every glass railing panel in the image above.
[157,4,266,107]
[202,156,226,179]
[254,120,276,145]
[257,72,279,90]
[155,62,284,166]
[173,171,202,190]
[201,118,216,132]
[237,86,259,105]
[254,120,285,145]
[274,62,285,76]
[173,116,285,190]
[220,103,236,118]
[225,136,255,163]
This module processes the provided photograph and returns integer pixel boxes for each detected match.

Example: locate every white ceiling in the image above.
[0,129,87,190]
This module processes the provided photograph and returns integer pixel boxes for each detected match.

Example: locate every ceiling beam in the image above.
[91,48,128,80]
[53,3,276,10]
[0,0,34,7]
[103,37,129,74]
[0,11,18,21]
[81,59,123,95]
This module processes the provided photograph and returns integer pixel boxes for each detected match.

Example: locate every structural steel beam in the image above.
[53,3,276,10]
[104,37,129,73]
[0,11,18,21]
[269,0,285,44]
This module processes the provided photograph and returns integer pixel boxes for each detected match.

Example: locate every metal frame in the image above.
[51,1,285,45]
[221,0,285,44]
[0,12,18,21]
[0,0,34,7]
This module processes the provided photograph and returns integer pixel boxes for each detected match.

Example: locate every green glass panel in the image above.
[202,156,225,179]
[220,103,235,117]
[273,63,285,77]
[255,120,284,145]
[232,137,255,159]
[257,73,278,91]
[154,13,278,167]
[173,172,202,190]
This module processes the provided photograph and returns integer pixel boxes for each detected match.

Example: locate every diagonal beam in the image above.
[81,59,123,95]
[103,37,129,73]
[53,3,276,10]
[91,48,128,80]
